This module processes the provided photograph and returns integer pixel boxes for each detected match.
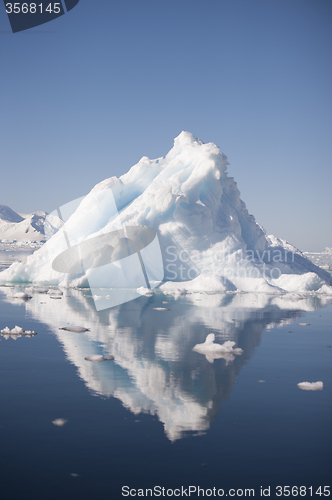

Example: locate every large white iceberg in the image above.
[0,132,331,294]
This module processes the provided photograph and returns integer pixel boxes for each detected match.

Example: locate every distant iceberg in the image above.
[0,132,331,295]
[0,204,61,243]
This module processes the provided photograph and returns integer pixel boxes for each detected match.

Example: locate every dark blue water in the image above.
[0,287,331,500]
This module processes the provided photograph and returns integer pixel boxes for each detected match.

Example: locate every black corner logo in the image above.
[3,1,80,33]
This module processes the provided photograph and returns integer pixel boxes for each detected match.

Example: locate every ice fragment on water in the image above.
[84,354,114,363]
[12,292,32,299]
[297,381,323,391]
[193,334,243,364]
[52,418,68,426]
[59,326,90,333]
[1,326,36,338]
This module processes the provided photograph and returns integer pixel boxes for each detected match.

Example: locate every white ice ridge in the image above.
[193,333,243,364]
[1,132,331,294]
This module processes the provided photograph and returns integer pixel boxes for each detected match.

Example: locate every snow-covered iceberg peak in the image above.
[0,132,331,295]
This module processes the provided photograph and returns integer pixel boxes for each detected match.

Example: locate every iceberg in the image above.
[0,132,331,295]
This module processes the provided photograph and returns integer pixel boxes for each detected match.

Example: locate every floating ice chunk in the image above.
[24,286,49,294]
[297,381,323,391]
[1,326,36,338]
[193,334,243,364]
[153,307,170,311]
[12,292,32,299]
[136,286,155,296]
[59,326,90,333]
[48,289,63,295]
[10,325,24,334]
[52,418,68,426]
[84,355,104,363]
[162,288,187,297]
[21,331,37,337]
[298,323,310,326]
[84,354,114,363]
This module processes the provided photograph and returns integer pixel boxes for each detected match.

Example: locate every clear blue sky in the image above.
[1,0,331,251]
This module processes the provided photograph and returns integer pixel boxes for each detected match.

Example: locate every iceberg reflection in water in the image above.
[2,286,330,441]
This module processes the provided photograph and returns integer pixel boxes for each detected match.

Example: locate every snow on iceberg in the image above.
[0,132,331,295]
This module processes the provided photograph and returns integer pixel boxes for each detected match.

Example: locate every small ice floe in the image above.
[48,289,63,296]
[298,323,310,326]
[52,418,67,427]
[70,473,80,478]
[59,327,90,333]
[12,292,32,300]
[136,286,155,296]
[25,286,49,294]
[84,354,114,363]
[297,381,323,391]
[163,288,186,297]
[162,301,168,304]
[1,326,37,339]
[193,334,243,364]
[153,307,170,311]
[258,380,266,383]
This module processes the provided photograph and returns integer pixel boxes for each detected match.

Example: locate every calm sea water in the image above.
[0,278,331,499]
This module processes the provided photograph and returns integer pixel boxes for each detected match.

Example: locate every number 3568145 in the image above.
[5,3,62,14]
